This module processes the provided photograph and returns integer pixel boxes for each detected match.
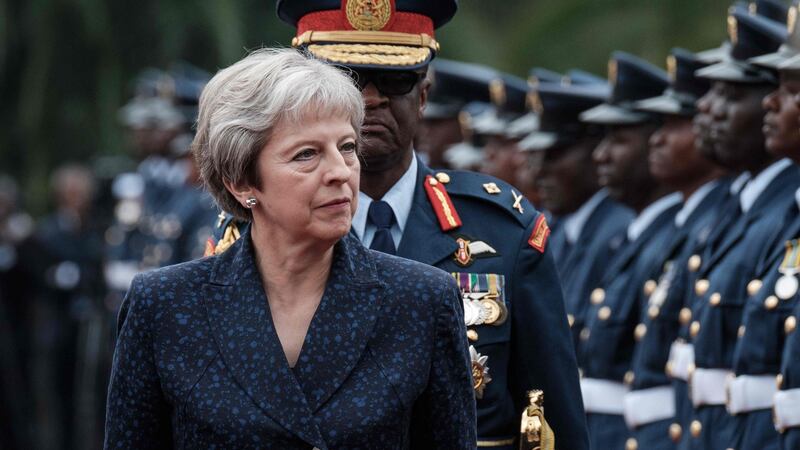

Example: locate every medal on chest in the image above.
[776,239,800,300]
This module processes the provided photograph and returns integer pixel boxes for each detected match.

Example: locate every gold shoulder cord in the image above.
[519,390,555,450]
[214,222,241,255]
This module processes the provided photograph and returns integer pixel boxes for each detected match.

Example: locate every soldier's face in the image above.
[707,80,773,171]
[649,115,715,189]
[763,71,800,162]
[693,89,719,162]
[415,117,462,168]
[482,135,522,185]
[356,69,430,173]
[537,139,598,217]
[593,124,657,207]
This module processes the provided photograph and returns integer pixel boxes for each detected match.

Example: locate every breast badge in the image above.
[453,236,498,267]
[470,346,492,398]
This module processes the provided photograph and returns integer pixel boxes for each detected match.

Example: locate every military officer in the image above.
[205,2,590,448]
[685,9,800,450]
[622,48,728,450]
[575,50,680,450]
[727,11,800,447]
[519,79,634,350]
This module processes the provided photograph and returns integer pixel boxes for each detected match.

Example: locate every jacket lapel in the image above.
[202,229,326,448]
[291,234,385,412]
[396,159,459,265]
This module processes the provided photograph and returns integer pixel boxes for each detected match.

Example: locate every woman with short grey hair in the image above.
[104,48,477,449]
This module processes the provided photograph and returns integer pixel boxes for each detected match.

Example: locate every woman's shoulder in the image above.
[129,256,215,298]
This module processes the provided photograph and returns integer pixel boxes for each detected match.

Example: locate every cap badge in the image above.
[728,15,739,45]
[344,0,393,31]
[667,55,677,81]
[608,59,618,86]
[489,78,507,107]
[789,6,798,35]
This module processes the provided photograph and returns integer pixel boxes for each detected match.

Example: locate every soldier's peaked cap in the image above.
[277,0,458,70]
[579,51,668,125]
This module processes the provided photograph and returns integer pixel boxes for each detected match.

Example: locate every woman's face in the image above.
[249,113,360,244]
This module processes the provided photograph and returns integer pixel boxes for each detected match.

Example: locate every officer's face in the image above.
[593,124,657,207]
[707,80,773,171]
[482,135,522,185]
[357,69,430,173]
[238,114,360,244]
[693,89,720,163]
[537,139,598,217]
[763,71,800,162]
[649,115,714,189]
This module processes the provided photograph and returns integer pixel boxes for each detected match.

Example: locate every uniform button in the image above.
[427,177,439,186]
[467,329,479,341]
[690,420,702,438]
[709,292,721,306]
[624,370,635,385]
[591,288,605,304]
[669,423,682,442]
[567,314,575,327]
[747,279,763,296]
[688,254,701,272]
[580,327,591,341]
[738,325,746,338]
[435,172,450,184]
[598,306,611,321]
[777,373,784,389]
[643,279,657,296]
[690,321,701,338]
[648,305,661,319]
[679,307,692,325]
[634,323,647,341]
[625,437,638,450]
[665,361,674,377]
[764,295,779,310]
[786,316,797,334]
[695,279,710,297]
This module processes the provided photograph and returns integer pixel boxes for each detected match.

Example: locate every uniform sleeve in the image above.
[104,275,173,449]
[509,215,590,450]
[409,278,477,449]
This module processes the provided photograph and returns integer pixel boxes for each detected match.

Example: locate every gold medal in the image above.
[469,346,492,398]
[481,299,502,324]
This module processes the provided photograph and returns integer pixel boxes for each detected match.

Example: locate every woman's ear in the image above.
[223,178,255,209]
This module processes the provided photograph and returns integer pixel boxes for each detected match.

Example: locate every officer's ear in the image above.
[418,72,431,119]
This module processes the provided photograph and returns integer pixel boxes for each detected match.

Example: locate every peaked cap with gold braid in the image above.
[277,0,457,70]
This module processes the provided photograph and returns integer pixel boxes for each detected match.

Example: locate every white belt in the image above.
[726,374,776,414]
[690,368,732,407]
[774,388,800,431]
[667,341,694,381]
[581,377,629,415]
[623,386,676,428]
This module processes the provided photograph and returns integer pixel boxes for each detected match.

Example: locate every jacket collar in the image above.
[396,157,459,264]
[204,228,384,448]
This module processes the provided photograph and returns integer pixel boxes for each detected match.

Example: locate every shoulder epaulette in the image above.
[431,170,537,227]
[423,174,462,231]
[203,212,242,256]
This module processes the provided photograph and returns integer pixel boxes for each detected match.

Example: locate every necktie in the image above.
[368,200,396,255]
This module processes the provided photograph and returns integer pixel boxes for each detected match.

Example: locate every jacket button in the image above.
[598,306,611,321]
[625,437,638,450]
[687,254,701,272]
[764,295,779,310]
[747,279,763,296]
[669,423,682,442]
[695,279,709,297]
[679,307,692,325]
[738,325,746,338]
[648,305,660,319]
[580,327,591,341]
[591,288,605,304]
[643,279,657,296]
[690,321,701,338]
[786,316,797,334]
[690,420,702,437]
[634,323,647,341]
[435,172,450,184]
[709,292,721,306]
[624,371,635,385]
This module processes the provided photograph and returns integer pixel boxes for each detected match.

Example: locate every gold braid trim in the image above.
[307,43,430,66]
[294,30,439,51]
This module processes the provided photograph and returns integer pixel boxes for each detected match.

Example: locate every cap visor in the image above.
[634,95,685,116]
[696,44,729,64]
[779,53,800,71]
[444,142,484,169]
[695,60,773,83]
[424,102,461,120]
[749,49,795,70]
[519,131,558,152]
[306,44,432,70]
[579,103,649,125]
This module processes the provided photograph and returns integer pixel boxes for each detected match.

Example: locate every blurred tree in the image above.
[0,0,750,215]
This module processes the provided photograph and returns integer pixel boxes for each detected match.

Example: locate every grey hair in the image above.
[193,47,365,220]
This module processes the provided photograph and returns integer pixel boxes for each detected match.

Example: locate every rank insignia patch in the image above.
[528,215,550,253]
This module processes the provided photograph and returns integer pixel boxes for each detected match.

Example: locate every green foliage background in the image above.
[1,0,735,214]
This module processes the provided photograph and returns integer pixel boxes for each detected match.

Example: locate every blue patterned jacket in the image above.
[104,230,477,449]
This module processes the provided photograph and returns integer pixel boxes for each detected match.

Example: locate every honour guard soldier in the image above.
[623,48,728,450]
[575,50,681,450]
[729,14,800,448]
[686,9,800,450]
[519,79,634,350]
[207,1,590,448]
[416,58,498,169]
